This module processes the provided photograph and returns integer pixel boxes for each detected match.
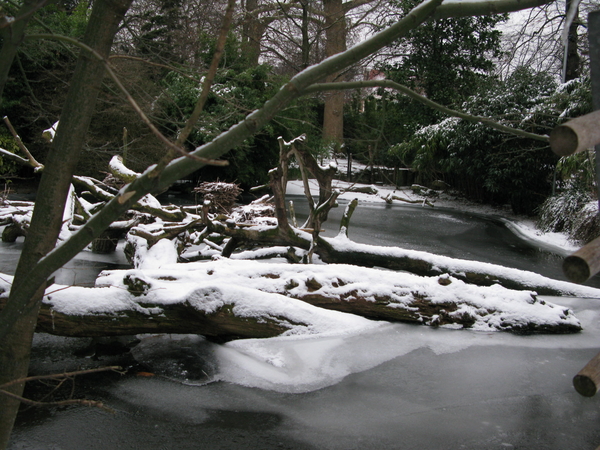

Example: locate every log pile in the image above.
[0,137,597,339]
[193,181,242,214]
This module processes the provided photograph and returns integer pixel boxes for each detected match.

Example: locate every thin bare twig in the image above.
[0,366,125,389]
[174,0,237,147]
[0,366,124,412]
[23,34,228,167]
[0,388,115,413]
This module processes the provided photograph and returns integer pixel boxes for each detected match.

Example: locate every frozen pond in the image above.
[7,198,600,450]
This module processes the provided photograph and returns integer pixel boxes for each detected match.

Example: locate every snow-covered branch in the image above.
[304,80,550,142]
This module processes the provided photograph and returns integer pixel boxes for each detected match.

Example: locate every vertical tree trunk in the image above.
[322,0,346,147]
[241,0,265,66]
[564,0,580,82]
[0,0,46,99]
[0,0,132,446]
[301,0,311,69]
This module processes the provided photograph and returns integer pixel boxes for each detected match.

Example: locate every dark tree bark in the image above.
[0,0,48,99]
[0,0,133,446]
[564,0,580,82]
[241,0,267,66]
[322,0,347,146]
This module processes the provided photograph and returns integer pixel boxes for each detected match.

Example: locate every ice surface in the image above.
[10,183,600,449]
[213,295,600,394]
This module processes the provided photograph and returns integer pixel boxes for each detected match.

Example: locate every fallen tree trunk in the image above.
[205,219,600,298]
[22,298,292,341]
[0,259,584,339]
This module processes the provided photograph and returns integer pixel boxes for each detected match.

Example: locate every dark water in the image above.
[7,198,600,450]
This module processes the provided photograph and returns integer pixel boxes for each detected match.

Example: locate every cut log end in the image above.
[563,255,591,284]
[573,374,598,397]
[549,125,579,157]
[573,349,600,397]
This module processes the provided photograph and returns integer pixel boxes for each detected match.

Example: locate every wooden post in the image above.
[589,11,600,213]
[571,12,600,398]
[573,350,600,396]
[550,110,600,156]
[563,236,600,283]
[562,13,600,286]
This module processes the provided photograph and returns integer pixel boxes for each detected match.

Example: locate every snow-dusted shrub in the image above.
[537,190,600,243]
[389,67,592,214]
[571,200,600,243]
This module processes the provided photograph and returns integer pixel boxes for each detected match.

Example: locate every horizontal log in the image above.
[0,293,294,341]
[0,256,583,341]
[563,236,600,283]
[208,220,600,298]
[550,110,600,156]
[573,349,600,397]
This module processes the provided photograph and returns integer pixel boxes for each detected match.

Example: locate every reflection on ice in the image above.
[102,296,600,450]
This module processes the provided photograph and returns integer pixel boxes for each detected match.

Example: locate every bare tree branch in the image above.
[24,33,228,167]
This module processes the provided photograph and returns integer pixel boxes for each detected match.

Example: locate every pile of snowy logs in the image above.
[1,136,600,339]
[194,181,243,214]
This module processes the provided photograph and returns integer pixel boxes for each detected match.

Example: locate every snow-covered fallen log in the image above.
[0,258,583,339]
[0,270,376,340]
[204,218,600,298]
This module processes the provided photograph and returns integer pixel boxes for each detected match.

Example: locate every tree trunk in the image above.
[301,0,311,69]
[564,0,580,82]
[211,219,598,297]
[0,0,132,446]
[0,0,46,99]
[322,0,347,146]
[241,0,265,66]
[0,263,582,340]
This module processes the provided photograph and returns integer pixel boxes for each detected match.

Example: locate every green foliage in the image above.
[159,61,320,188]
[385,0,506,107]
[0,0,91,166]
[135,0,185,61]
[345,5,506,170]
[0,131,20,178]
[387,69,592,214]
[537,189,600,243]
[555,151,596,193]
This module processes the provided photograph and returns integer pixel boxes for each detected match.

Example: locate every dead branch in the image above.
[0,366,124,412]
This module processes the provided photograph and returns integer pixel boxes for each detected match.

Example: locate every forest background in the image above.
[0,0,597,234]
[0,0,598,447]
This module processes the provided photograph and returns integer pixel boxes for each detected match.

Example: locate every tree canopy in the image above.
[0,0,590,447]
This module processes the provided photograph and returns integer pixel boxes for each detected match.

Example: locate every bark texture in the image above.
[0,0,132,446]
[322,0,347,145]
